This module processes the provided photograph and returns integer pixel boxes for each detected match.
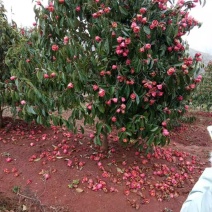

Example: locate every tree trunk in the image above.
[0,110,3,128]
[100,131,109,153]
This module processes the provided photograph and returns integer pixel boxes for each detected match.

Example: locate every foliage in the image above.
[191,61,212,111]
[6,0,205,150]
[0,1,21,127]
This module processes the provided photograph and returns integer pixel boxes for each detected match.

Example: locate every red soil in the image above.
[0,111,211,212]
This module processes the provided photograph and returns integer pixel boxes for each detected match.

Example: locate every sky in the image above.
[2,0,212,55]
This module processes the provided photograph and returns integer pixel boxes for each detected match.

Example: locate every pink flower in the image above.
[111,31,116,37]
[152,20,158,27]
[105,100,111,105]
[131,22,137,29]
[151,92,157,97]
[194,75,202,83]
[10,76,16,81]
[185,105,189,110]
[145,44,151,50]
[92,13,98,18]
[190,84,196,89]
[116,108,121,113]
[167,67,175,76]
[125,38,131,45]
[44,74,49,79]
[120,104,126,110]
[36,1,41,5]
[121,127,126,132]
[162,121,167,127]
[117,36,123,43]
[195,57,202,62]
[111,116,117,122]
[63,36,69,44]
[139,7,147,14]
[67,82,74,89]
[167,47,173,52]
[52,44,59,51]
[75,6,81,12]
[121,97,126,102]
[177,96,183,101]
[150,24,155,30]
[130,93,136,100]
[157,92,164,97]
[89,133,95,138]
[123,52,128,57]
[112,65,117,70]
[141,17,147,24]
[126,59,131,65]
[20,100,26,105]
[120,42,126,48]
[133,26,140,33]
[162,129,169,136]
[98,89,105,97]
[95,36,101,42]
[47,2,54,12]
[112,98,118,103]
[136,14,143,22]
[139,47,145,53]
[93,85,99,91]
[87,104,92,110]
[149,99,155,105]
[157,84,163,90]
[112,22,117,28]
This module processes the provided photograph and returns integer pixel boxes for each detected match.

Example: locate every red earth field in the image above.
[0,111,212,212]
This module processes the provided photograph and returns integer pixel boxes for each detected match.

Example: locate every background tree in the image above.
[6,0,205,151]
[191,60,212,111]
[0,1,21,127]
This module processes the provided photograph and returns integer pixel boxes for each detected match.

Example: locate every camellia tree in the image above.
[6,0,205,151]
[191,60,212,111]
[0,1,21,127]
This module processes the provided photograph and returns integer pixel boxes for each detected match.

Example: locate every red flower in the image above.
[67,82,74,89]
[111,116,117,122]
[93,85,99,91]
[139,8,147,14]
[95,36,101,42]
[75,6,81,12]
[167,67,175,76]
[130,93,136,100]
[145,43,151,50]
[98,89,105,97]
[52,44,59,51]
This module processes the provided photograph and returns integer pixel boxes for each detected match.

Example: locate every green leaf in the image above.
[151,126,159,132]
[36,71,43,82]
[26,106,36,115]
[97,104,105,113]
[147,134,155,146]
[135,93,140,105]
[36,116,42,125]
[104,38,109,54]
[72,179,80,185]
[94,136,101,145]
[172,62,184,67]
[80,125,84,134]
[119,6,128,15]
[143,26,150,35]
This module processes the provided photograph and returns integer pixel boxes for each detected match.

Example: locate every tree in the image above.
[0,1,21,127]
[192,60,212,111]
[6,0,204,151]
